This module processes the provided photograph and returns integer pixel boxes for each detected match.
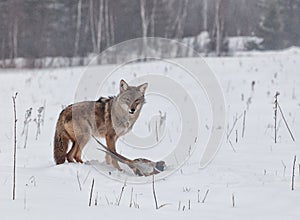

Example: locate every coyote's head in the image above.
[116,79,148,115]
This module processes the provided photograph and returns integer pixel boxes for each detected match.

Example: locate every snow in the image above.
[0,48,300,219]
[227,36,263,54]
[181,31,211,55]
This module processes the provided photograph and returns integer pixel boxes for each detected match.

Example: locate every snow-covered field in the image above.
[0,48,300,219]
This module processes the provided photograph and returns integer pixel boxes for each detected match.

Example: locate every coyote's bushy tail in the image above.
[54,118,69,164]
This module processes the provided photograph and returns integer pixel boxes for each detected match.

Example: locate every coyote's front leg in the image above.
[105,133,122,171]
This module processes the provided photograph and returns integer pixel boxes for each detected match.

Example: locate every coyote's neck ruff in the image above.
[53,79,148,170]
[111,97,142,136]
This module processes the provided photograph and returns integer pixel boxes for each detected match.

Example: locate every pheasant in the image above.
[93,136,166,176]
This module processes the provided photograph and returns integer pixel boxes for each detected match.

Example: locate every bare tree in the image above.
[139,0,148,50]
[202,0,208,31]
[12,16,18,60]
[215,0,225,56]
[89,0,104,55]
[1,39,5,67]
[96,0,104,53]
[150,0,157,37]
[174,0,189,39]
[109,11,115,46]
[104,0,110,47]
[74,0,82,56]
[7,0,22,66]
[89,0,97,52]
[139,0,158,55]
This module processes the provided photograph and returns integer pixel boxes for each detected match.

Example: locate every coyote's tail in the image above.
[53,116,69,165]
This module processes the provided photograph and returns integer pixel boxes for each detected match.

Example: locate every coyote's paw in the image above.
[74,157,83,163]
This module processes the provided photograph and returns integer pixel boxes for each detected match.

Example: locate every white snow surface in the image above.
[0,49,300,219]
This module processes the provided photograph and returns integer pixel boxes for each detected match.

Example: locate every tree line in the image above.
[0,0,299,67]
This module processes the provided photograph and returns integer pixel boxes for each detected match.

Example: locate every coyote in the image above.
[93,136,166,176]
[54,79,148,170]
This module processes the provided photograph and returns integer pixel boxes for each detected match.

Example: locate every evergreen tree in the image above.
[278,0,300,47]
[257,1,284,49]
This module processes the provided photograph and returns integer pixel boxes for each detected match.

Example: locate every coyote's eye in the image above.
[122,97,131,103]
[135,97,144,104]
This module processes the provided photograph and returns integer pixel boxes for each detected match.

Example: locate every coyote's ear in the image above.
[137,82,148,94]
[120,79,129,93]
